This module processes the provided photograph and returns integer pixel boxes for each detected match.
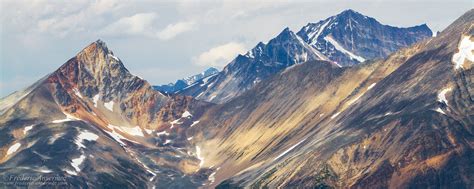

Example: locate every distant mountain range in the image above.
[177,9,433,103]
[1,8,472,189]
[153,67,219,94]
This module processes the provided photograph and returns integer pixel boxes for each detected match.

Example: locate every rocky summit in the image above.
[0,40,212,188]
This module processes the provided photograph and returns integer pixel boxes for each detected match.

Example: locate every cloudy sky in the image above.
[0,0,471,97]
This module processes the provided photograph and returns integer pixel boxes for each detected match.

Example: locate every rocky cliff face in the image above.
[0,40,212,188]
[187,9,473,188]
[297,9,432,66]
[179,9,432,104]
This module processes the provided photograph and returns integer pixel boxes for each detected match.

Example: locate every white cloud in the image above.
[101,15,195,40]
[157,21,196,40]
[192,42,247,68]
[100,13,159,37]
[2,0,127,37]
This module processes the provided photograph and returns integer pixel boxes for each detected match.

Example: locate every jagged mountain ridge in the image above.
[297,9,432,66]
[187,9,473,188]
[179,9,432,104]
[0,40,213,188]
[180,27,328,103]
[153,67,219,94]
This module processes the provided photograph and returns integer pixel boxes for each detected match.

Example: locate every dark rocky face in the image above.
[179,9,432,104]
[297,9,432,66]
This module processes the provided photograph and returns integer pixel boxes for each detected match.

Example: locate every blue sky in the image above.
[0,0,472,97]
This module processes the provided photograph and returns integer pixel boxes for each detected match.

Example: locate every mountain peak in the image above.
[76,39,120,64]
[296,9,432,65]
[275,27,297,41]
[50,39,147,107]
[204,67,219,74]
[75,40,110,63]
[336,9,368,21]
[154,67,220,94]
[340,9,359,15]
[95,39,109,50]
[410,23,431,31]
[55,39,132,87]
[95,39,107,46]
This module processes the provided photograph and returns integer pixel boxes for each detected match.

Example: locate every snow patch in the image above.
[119,126,144,137]
[105,124,140,146]
[452,35,474,70]
[309,19,331,45]
[135,158,156,181]
[190,121,200,127]
[73,88,83,98]
[438,88,452,105]
[182,111,192,118]
[36,168,53,173]
[48,132,65,144]
[347,94,363,105]
[23,124,35,135]
[246,50,254,58]
[108,53,119,61]
[71,154,86,172]
[196,146,205,168]
[65,169,77,175]
[367,83,376,90]
[253,78,261,84]
[332,61,342,67]
[7,143,21,155]
[274,138,306,160]
[164,140,172,145]
[170,118,183,127]
[187,137,193,141]
[104,101,114,111]
[324,36,365,62]
[156,131,170,136]
[52,113,79,123]
[330,112,341,119]
[92,94,100,107]
[105,130,127,146]
[203,74,216,83]
[209,95,217,101]
[77,131,99,141]
[208,171,217,183]
[435,108,446,115]
[196,91,205,98]
[75,131,99,149]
